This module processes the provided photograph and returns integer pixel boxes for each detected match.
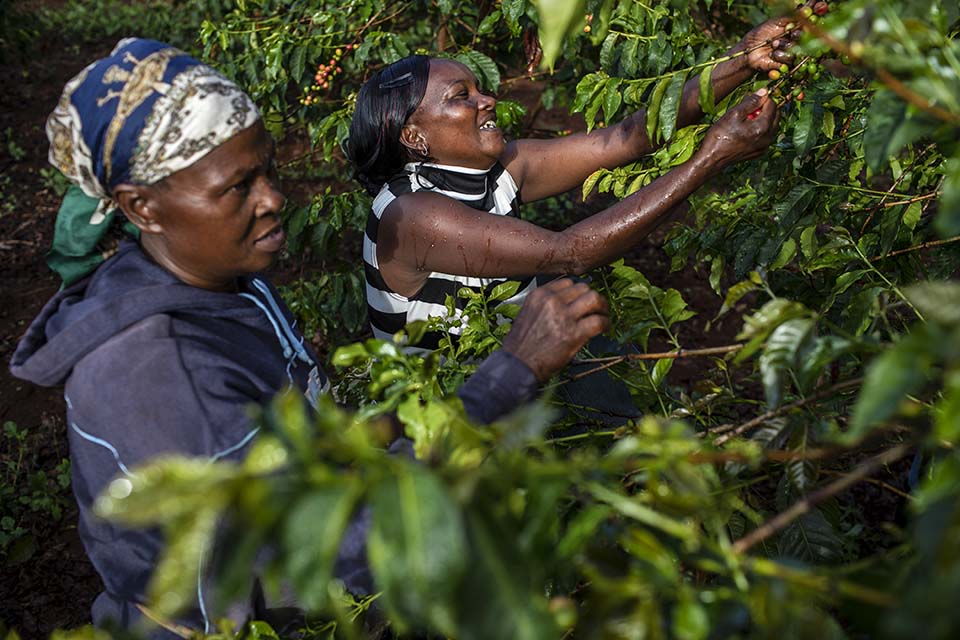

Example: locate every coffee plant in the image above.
[53,0,960,638]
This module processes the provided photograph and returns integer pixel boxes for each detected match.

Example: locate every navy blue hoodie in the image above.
[9,240,538,634]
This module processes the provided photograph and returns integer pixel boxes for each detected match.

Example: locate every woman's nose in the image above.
[255,176,286,217]
[478,92,497,111]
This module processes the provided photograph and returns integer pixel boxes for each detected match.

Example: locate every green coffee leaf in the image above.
[659,71,687,142]
[759,318,816,409]
[646,76,670,144]
[368,460,467,635]
[455,512,557,640]
[533,0,586,71]
[864,89,907,172]
[697,64,715,115]
[849,329,935,439]
[283,483,360,610]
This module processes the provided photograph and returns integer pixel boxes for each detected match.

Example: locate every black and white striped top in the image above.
[363,161,538,350]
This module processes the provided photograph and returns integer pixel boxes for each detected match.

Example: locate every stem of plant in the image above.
[732,443,912,554]
[745,557,897,607]
[555,344,742,386]
[709,378,863,445]
[845,230,925,321]
[874,234,960,260]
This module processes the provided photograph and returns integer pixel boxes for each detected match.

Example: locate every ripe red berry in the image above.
[813,2,829,16]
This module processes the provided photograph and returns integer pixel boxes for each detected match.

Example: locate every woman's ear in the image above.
[400,124,428,158]
[113,184,163,234]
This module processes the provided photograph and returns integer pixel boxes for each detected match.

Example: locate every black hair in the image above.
[344,55,432,195]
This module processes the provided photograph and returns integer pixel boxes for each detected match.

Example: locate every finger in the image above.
[551,280,596,306]
[566,289,609,319]
[538,276,576,293]
[771,15,794,28]
[770,102,782,132]
[757,57,783,71]
[743,94,776,128]
[573,313,610,342]
[738,89,765,112]
[741,88,769,118]
[755,98,779,131]
[772,49,795,64]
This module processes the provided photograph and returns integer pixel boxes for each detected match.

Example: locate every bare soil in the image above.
[0,32,119,637]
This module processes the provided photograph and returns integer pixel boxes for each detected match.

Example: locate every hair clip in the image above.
[379,72,414,90]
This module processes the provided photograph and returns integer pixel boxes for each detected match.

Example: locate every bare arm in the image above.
[377,91,779,297]
[503,6,811,203]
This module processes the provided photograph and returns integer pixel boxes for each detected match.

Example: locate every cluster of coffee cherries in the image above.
[300,44,353,107]
[768,1,829,81]
[746,1,830,118]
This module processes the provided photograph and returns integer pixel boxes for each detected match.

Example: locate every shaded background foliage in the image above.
[2,0,959,638]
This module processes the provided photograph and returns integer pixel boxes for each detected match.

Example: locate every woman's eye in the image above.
[232,178,252,193]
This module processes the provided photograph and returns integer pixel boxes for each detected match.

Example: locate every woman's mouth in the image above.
[479,119,499,131]
[254,225,287,252]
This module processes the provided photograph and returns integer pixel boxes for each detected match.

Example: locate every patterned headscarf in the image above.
[46,38,260,285]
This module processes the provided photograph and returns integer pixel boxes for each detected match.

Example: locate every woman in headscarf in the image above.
[9,38,608,636]
[345,6,821,350]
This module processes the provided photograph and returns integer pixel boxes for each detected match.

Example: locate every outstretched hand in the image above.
[700,89,780,167]
[502,278,610,383]
[741,1,828,72]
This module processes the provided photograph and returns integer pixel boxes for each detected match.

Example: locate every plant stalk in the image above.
[732,443,912,554]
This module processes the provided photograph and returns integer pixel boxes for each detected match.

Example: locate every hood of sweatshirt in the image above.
[10,240,274,387]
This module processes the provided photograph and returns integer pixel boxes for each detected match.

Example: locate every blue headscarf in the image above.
[46,38,260,285]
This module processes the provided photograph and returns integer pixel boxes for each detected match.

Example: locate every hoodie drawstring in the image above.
[239,279,314,384]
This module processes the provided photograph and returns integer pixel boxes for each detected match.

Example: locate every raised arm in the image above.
[503,4,814,203]
[378,91,778,297]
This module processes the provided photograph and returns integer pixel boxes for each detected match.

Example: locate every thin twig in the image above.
[708,378,863,446]
[858,149,928,235]
[732,443,912,554]
[880,191,939,208]
[554,344,742,386]
[821,469,914,501]
[745,557,897,607]
[874,234,960,260]
[688,443,857,465]
[576,344,743,365]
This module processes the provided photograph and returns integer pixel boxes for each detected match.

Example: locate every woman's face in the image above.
[405,59,504,169]
[130,122,286,291]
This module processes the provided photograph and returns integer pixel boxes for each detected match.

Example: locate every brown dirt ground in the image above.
[0,30,121,637]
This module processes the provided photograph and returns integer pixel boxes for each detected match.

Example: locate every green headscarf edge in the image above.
[48,184,140,288]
